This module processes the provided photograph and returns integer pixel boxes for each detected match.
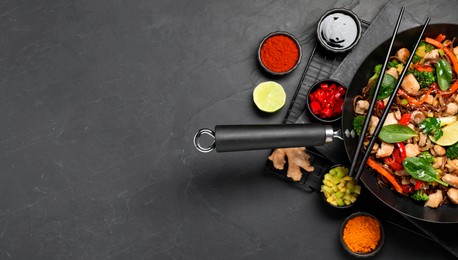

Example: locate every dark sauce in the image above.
[319,12,359,49]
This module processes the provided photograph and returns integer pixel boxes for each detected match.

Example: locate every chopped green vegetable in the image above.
[403,157,448,186]
[321,166,360,207]
[388,60,400,69]
[368,64,382,87]
[412,41,435,64]
[378,124,418,143]
[410,69,436,89]
[419,151,435,164]
[353,115,365,136]
[410,190,429,201]
[419,117,443,141]
[436,59,453,91]
[446,143,458,159]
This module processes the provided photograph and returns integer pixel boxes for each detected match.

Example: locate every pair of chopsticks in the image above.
[349,7,431,181]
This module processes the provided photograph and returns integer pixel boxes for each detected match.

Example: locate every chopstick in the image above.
[349,8,431,181]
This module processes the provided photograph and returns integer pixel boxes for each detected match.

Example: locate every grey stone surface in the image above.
[0,0,456,259]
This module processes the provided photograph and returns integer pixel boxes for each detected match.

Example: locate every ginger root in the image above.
[268,147,314,181]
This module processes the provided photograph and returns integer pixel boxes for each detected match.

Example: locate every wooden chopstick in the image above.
[349,7,431,181]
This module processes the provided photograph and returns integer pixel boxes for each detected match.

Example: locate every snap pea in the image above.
[436,59,452,91]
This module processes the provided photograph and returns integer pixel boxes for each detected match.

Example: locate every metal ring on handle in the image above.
[193,128,216,153]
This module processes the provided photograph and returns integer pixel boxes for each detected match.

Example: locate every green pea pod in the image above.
[436,59,452,91]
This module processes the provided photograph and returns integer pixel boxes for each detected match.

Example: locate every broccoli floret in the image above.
[410,69,436,88]
[412,41,435,64]
[446,143,458,159]
[387,60,400,69]
[367,64,382,87]
[410,190,429,201]
[353,115,365,136]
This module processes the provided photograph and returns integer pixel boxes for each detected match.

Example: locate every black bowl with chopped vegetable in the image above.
[306,79,347,123]
[320,165,361,209]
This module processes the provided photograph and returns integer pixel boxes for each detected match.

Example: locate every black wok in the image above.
[194,24,458,223]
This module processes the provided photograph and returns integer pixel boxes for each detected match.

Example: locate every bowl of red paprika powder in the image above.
[258,31,302,76]
[340,212,385,258]
[306,79,347,123]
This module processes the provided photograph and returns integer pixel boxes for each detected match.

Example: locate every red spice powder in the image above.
[260,34,300,73]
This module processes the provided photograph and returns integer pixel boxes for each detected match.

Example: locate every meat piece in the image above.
[268,147,314,181]
[355,100,370,114]
[433,145,446,156]
[442,174,458,188]
[401,74,421,95]
[405,143,420,158]
[424,190,443,208]
[375,142,395,158]
[447,188,458,204]
[383,111,400,126]
[386,67,399,80]
[368,116,380,135]
[446,159,458,173]
[433,156,445,169]
[444,102,458,116]
[453,46,458,57]
[395,48,410,64]
[424,49,439,60]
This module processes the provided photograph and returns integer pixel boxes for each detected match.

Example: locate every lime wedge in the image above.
[431,120,458,146]
[253,81,286,113]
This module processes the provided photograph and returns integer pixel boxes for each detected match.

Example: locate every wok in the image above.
[194,24,458,223]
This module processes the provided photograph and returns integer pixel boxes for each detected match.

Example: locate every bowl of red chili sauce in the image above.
[306,79,346,123]
[258,31,302,76]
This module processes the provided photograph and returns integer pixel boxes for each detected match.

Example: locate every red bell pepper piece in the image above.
[310,101,321,115]
[398,114,411,126]
[314,89,326,103]
[414,180,423,191]
[383,156,404,171]
[320,83,329,90]
[320,107,333,118]
[396,143,407,160]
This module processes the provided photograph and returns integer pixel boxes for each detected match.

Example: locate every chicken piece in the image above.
[386,67,399,80]
[447,188,458,204]
[444,102,458,116]
[442,174,458,188]
[401,74,421,95]
[433,145,446,156]
[424,49,439,60]
[454,46,458,56]
[395,48,410,64]
[433,156,445,169]
[368,116,380,135]
[446,159,458,173]
[405,143,420,158]
[375,142,395,158]
[268,147,314,181]
[355,100,370,114]
[424,190,443,208]
[383,111,400,126]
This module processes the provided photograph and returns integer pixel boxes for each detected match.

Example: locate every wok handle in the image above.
[194,124,335,153]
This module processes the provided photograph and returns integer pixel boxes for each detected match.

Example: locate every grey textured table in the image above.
[1,0,457,259]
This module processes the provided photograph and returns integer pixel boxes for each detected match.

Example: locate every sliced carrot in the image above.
[425,37,444,49]
[435,33,446,42]
[366,158,404,194]
[443,47,458,75]
[440,80,458,95]
[413,64,433,72]
[397,88,432,107]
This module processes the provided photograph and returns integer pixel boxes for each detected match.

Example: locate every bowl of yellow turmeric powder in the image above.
[340,212,384,257]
